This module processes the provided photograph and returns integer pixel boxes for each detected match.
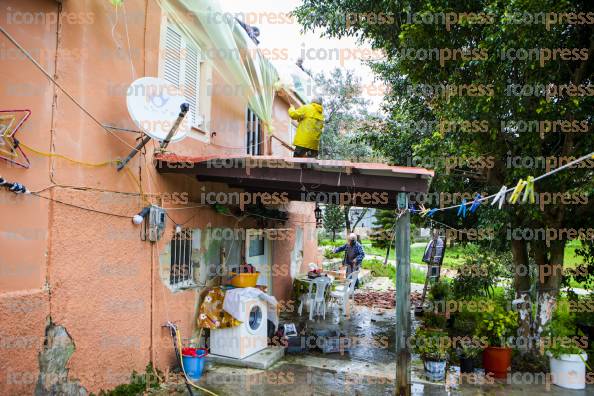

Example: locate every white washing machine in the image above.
[210,297,268,359]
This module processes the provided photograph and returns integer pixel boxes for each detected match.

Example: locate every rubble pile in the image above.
[353,290,423,309]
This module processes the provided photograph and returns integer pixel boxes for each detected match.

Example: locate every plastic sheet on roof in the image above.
[157,0,278,131]
[272,61,316,103]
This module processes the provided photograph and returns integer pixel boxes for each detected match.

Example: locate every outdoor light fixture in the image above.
[132,206,151,225]
[175,224,182,234]
[314,204,323,227]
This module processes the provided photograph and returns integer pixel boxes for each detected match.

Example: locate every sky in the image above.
[217,0,384,111]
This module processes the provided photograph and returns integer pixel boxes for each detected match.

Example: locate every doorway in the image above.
[245,229,271,292]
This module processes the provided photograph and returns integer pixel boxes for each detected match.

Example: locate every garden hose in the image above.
[171,323,218,396]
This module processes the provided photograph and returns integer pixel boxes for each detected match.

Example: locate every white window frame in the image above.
[289,120,297,145]
[246,107,262,155]
[159,18,211,143]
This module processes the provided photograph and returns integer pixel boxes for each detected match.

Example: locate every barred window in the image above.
[170,228,193,287]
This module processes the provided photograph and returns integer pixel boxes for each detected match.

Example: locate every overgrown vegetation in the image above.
[92,363,162,396]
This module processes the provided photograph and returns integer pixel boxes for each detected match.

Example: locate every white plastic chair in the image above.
[330,270,359,317]
[298,282,315,317]
[307,276,332,320]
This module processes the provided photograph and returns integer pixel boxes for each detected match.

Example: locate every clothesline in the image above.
[410,151,594,216]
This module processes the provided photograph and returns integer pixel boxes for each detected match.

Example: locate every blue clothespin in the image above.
[409,203,417,213]
[469,194,482,213]
[457,199,467,218]
[427,208,438,217]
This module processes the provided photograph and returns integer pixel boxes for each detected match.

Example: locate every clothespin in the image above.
[491,185,507,209]
[8,183,28,194]
[427,208,438,218]
[508,179,526,204]
[469,194,482,213]
[457,199,467,218]
[522,176,535,204]
[419,204,429,217]
[409,203,417,213]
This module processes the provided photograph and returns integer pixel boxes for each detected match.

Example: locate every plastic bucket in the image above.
[182,348,208,380]
[549,353,587,390]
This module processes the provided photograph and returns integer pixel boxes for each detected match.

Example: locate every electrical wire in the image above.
[19,141,150,205]
[31,192,132,218]
[0,25,138,152]
[19,142,120,168]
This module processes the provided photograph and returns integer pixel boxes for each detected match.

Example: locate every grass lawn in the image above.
[325,238,585,271]
[325,237,589,290]
[361,258,426,284]
[360,240,473,268]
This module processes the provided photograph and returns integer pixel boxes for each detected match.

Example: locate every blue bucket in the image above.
[182,348,208,380]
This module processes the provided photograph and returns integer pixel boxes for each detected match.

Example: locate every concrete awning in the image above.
[154,154,433,209]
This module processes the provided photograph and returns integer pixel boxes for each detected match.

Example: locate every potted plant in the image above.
[412,328,449,381]
[449,300,484,373]
[458,344,481,373]
[544,313,588,390]
[477,302,518,379]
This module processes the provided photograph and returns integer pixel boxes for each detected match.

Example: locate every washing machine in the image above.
[210,297,268,359]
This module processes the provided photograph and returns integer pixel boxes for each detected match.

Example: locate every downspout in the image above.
[150,240,155,365]
[46,0,64,319]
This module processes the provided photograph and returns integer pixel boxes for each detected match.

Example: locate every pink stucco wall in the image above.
[0,0,317,394]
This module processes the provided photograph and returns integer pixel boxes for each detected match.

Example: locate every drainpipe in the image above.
[150,240,155,366]
[46,0,64,319]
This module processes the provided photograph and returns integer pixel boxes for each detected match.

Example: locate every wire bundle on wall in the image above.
[0,176,29,194]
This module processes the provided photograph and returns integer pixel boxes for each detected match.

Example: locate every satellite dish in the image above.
[126,77,190,142]
[117,77,191,172]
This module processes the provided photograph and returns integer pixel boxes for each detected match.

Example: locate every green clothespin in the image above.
[508,179,526,204]
[522,176,535,204]
[110,0,124,6]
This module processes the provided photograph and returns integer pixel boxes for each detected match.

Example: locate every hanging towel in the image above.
[422,237,445,265]
[223,287,279,330]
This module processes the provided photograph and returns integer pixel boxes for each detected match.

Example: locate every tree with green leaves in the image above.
[313,68,377,160]
[323,204,346,241]
[370,209,397,265]
[293,0,594,345]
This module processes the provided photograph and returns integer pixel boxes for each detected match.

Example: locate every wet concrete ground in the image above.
[160,280,594,395]
[190,302,594,395]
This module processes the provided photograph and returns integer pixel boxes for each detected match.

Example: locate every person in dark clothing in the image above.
[333,233,365,277]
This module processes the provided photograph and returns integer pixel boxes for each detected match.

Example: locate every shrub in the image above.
[450,249,510,299]
[323,247,342,259]
[412,328,450,361]
[476,304,518,347]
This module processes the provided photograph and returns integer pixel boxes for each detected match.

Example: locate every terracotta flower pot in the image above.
[483,346,512,378]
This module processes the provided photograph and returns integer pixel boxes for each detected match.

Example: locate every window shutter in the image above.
[164,25,181,88]
[163,22,201,128]
[183,41,200,127]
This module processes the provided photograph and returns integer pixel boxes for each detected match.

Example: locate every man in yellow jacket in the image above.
[288,97,324,158]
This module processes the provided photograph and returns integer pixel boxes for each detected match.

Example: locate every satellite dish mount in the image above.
[117,102,189,171]
[117,77,192,172]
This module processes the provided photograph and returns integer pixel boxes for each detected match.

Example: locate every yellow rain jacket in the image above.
[288,102,324,151]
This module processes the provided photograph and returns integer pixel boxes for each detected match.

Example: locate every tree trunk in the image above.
[351,208,368,230]
[384,243,391,266]
[534,239,565,338]
[331,230,336,242]
[511,239,531,353]
[344,206,352,234]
